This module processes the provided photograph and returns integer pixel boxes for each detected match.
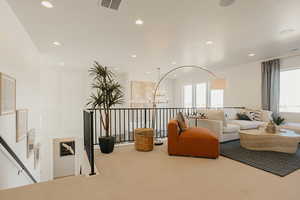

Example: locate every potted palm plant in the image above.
[87,61,124,154]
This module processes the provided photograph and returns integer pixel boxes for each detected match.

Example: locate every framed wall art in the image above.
[0,72,16,115]
[130,81,155,107]
[16,109,28,142]
[34,143,40,169]
[27,129,35,158]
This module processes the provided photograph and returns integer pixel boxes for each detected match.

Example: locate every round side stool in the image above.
[134,128,154,152]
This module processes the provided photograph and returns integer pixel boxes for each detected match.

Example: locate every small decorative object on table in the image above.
[265,121,277,134]
[134,128,154,151]
[272,115,285,126]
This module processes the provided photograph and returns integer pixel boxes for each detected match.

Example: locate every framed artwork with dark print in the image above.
[60,141,75,157]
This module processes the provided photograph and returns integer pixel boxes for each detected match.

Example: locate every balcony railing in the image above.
[87,107,244,144]
[86,107,194,144]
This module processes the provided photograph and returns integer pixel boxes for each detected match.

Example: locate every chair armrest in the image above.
[195,119,223,139]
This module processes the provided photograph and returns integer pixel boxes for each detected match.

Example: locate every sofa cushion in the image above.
[224,108,245,120]
[261,110,273,122]
[228,120,265,130]
[207,110,227,127]
[223,124,240,134]
[197,109,227,127]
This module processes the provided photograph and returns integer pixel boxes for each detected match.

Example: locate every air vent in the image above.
[219,0,235,7]
[99,0,122,10]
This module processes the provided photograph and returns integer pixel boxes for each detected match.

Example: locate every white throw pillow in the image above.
[260,110,273,122]
[224,108,245,120]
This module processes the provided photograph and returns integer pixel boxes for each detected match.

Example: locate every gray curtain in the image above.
[261,59,280,116]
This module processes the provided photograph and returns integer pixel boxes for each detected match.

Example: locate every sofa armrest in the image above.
[195,119,223,139]
[168,120,180,141]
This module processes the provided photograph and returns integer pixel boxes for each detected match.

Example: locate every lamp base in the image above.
[154,139,164,146]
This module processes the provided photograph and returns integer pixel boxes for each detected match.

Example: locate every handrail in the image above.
[0,136,37,183]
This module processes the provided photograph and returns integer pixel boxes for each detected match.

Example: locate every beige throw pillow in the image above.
[176,112,187,134]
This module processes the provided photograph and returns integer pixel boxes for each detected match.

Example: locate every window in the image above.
[183,85,193,108]
[280,69,300,113]
[211,89,224,108]
[196,83,207,108]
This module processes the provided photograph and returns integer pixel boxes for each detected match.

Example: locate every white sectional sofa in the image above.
[189,108,273,142]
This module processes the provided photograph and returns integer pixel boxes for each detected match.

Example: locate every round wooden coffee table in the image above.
[239,129,300,154]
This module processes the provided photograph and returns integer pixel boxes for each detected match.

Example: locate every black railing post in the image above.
[90,111,96,176]
[83,110,96,176]
[144,108,147,128]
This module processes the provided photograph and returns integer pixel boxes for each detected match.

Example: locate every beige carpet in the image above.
[1,144,300,200]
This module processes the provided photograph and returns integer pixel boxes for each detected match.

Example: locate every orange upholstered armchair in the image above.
[168,120,219,158]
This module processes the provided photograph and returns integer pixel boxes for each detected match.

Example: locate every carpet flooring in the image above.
[221,140,300,177]
[1,144,300,200]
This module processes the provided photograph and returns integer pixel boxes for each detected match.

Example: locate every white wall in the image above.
[0,0,90,186]
[0,148,33,189]
[221,62,261,109]
[40,68,88,181]
[0,0,41,189]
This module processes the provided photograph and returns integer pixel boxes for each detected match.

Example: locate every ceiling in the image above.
[6,0,300,74]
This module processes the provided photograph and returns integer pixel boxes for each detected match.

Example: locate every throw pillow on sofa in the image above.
[260,110,273,122]
[246,109,262,121]
[237,113,251,121]
[176,112,188,134]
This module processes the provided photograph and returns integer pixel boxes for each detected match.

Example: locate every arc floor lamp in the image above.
[152,65,227,145]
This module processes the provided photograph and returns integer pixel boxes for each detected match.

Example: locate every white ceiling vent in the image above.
[99,0,122,10]
[219,0,235,7]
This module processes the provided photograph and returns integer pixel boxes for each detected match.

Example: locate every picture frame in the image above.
[16,109,28,143]
[130,81,155,107]
[27,129,35,158]
[34,143,40,169]
[60,141,75,157]
[0,73,16,115]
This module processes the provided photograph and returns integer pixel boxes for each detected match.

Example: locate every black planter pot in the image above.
[98,136,115,154]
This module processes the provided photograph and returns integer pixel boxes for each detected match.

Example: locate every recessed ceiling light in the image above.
[248,53,256,57]
[131,54,137,58]
[206,41,213,45]
[59,62,65,66]
[114,67,120,70]
[172,61,177,65]
[174,74,177,77]
[135,19,144,25]
[41,1,53,8]
[280,29,295,35]
[146,72,151,74]
[53,41,61,46]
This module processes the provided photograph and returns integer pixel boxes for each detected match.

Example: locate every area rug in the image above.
[220,140,300,177]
